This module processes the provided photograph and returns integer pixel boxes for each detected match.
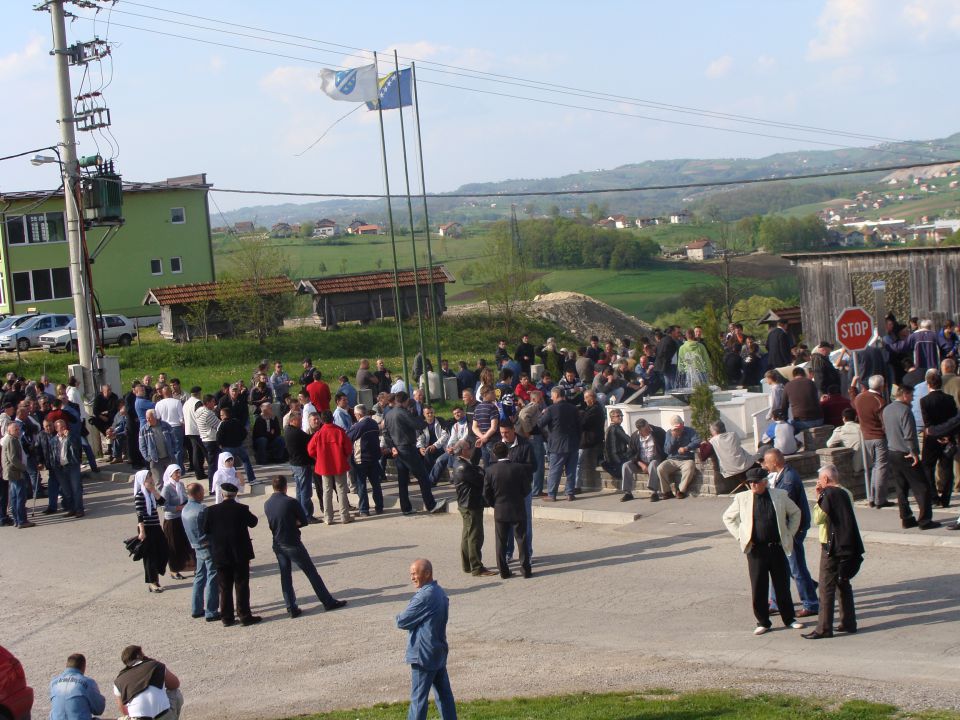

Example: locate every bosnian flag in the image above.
[319,64,379,102]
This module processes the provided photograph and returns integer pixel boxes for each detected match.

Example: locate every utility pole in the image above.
[39,0,113,400]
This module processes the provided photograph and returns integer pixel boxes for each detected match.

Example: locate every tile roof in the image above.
[298,266,454,296]
[143,276,294,306]
[686,239,713,249]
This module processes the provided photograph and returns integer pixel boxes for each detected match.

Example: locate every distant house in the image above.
[594,218,616,229]
[685,238,715,261]
[838,230,866,247]
[234,221,256,234]
[346,219,368,234]
[438,222,463,238]
[604,214,630,229]
[635,217,660,228]
[355,224,381,235]
[669,211,691,225]
[270,222,293,238]
[313,218,339,237]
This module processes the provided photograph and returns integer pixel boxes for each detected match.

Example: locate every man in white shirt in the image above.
[113,645,181,720]
[155,385,186,470]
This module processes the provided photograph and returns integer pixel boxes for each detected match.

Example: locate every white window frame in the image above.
[5,212,67,246]
[170,207,186,224]
[11,267,71,303]
[150,258,163,276]
[170,256,183,274]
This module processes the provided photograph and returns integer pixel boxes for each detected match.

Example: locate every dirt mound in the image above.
[446,292,654,343]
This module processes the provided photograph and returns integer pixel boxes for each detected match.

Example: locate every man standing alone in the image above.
[264,475,347,618]
[396,558,457,720]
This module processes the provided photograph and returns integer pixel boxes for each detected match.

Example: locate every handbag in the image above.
[123,535,145,561]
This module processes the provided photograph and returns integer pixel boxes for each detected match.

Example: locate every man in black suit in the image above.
[203,482,261,626]
[654,326,681,390]
[620,418,667,502]
[920,371,958,507]
[537,386,582,501]
[766,320,794,369]
[483,442,532,579]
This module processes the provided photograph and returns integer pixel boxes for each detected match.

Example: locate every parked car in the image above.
[40,314,138,352]
[0,645,33,720]
[0,314,39,334]
[0,314,73,352]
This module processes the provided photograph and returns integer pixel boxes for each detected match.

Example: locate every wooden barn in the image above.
[783,246,960,343]
[296,266,454,328]
[144,276,294,341]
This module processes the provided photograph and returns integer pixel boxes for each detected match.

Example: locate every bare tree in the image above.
[217,235,294,344]
[182,300,212,342]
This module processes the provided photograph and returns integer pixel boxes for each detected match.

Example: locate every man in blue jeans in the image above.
[537,386,581,501]
[283,411,320,522]
[762,448,819,617]
[396,558,457,720]
[263,475,347,618]
[181,481,221,622]
[216,407,256,486]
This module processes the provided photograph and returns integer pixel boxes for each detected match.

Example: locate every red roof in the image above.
[686,239,713,250]
[298,266,454,295]
[143,276,294,305]
[356,224,380,232]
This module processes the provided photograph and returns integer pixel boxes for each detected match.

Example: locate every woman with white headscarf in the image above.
[135,473,168,593]
[211,452,238,504]
[160,465,194,580]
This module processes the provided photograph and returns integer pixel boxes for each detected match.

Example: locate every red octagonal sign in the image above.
[835,306,874,351]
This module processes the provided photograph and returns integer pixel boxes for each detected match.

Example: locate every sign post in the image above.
[835,307,874,501]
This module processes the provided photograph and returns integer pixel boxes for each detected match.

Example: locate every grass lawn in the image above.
[287,689,960,720]
[0,317,577,404]
[535,266,711,317]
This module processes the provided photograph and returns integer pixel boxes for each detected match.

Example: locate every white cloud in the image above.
[208,55,225,74]
[0,36,44,78]
[705,55,733,79]
[259,66,324,103]
[807,0,871,60]
[755,54,778,75]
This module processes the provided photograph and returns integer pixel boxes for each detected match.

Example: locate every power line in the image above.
[115,1,919,147]
[70,11,949,162]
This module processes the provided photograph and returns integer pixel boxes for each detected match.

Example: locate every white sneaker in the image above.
[790,622,804,630]
[754,626,770,636]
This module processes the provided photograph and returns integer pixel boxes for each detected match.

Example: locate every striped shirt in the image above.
[472,402,499,436]
[135,491,164,527]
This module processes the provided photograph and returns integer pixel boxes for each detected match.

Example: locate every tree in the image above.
[182,300,213,343]
[471,224,533,335]
[697,302,726,387]
[548,204,561,219]
[300,221,315,238]
[317,261,327,274]
[217,235,294,345]
[689,381,720,440]
[339,258,348,274]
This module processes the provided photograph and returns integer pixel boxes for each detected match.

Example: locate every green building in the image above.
[0,173,215,318]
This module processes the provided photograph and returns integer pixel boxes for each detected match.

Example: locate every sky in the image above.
[2,0,959,212]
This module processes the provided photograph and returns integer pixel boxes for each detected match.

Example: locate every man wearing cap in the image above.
[883,384,940,530]
[656,416,700,499]
[203,481,261,626]
[722,468,805,635]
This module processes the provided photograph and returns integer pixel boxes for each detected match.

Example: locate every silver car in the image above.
[39,314,138,352]
[0,314,74,351]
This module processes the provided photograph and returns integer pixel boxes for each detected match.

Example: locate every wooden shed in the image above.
[144,276,294,341]
[783,246,960,343]
[296,266,454,328]
[759,306,802,339]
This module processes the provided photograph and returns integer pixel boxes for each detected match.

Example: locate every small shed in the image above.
[759,306,802,339]
[296,265,454,328]
[144,276,294,341]
[685,238,715,261]
[783,246,960,344]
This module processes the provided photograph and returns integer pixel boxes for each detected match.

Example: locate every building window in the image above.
[170,256,183,273]
[4,212,66,245]
[150,258,162,275]
[11,267,72,303]
[170,207,186,224]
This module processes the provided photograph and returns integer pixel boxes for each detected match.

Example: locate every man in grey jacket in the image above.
[883,385,940,529]
[2,423,33,528]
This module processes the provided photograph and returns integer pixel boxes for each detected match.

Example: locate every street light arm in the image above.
[0,145,61,163]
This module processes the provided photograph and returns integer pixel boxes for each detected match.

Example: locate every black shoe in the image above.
[192,612,204,619]
[868,501,875,508]
[324,599,347,612]
[205,613,222,622]
[835,625,857,633]
[649,492,661,502]
[40,508,56,515]
[240,615,262,626]
[63,511,77,518]
[802,630,833,640]
[572,488,582,495]
[946,522,960,531]
[902,517,919,529]
[620,492,633,502]
[875,502,892,508]
[500,571,514,579]
[919,520,942,530]
[222,618,236,627]
[288,607,302,618]
[307,516,322,524]
[522,568,532,579]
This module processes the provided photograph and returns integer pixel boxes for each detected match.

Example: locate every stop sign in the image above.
[835,306,874,351]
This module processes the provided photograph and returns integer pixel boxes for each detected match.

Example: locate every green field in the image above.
[289,689,959,720]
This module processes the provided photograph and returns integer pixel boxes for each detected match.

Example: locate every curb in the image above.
[860,529,960,549]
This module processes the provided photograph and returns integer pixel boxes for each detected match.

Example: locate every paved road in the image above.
[4,478,960,719]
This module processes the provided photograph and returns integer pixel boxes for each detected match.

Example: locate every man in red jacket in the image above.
[307,410,353,525]
[306,370,332,412]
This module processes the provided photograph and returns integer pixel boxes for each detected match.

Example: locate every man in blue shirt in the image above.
[657,415,701,499]
[181,482,221,621]
[396,558,457,720]
[49,653,106,720]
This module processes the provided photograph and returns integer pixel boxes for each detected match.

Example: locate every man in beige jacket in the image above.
[722,468,805,635]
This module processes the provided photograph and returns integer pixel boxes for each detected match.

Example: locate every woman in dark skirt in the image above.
[135,472,168,593]
[161,465,194,580]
